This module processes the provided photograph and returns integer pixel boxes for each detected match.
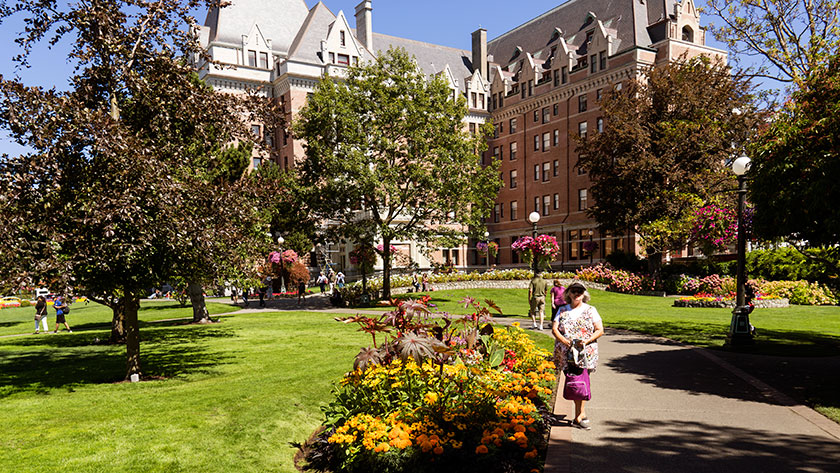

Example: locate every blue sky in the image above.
[0,0,730,157]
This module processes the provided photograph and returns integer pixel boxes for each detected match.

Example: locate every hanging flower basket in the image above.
[476,241,499,258]
[512,235,560,270]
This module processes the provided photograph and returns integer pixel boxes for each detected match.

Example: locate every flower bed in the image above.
[297,299,556,473]
[673,294,789,308]
[574,263,658,294]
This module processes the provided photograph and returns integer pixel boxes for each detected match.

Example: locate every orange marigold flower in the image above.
[433,446,444,455]
[475,445,489,454]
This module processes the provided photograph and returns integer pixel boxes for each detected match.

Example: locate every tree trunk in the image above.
[124,294,141,380]
[646,249,663,279]
[109,304,126,344]
[188,281,211,323]
[382,236,391,300]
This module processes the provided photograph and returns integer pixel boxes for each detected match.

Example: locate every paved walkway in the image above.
[544,329,840,473]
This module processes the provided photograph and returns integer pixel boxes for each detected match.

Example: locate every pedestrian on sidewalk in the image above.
[298,279,307,305]
[550,279,568,319]
[53,295,72,333]
[34,295,48,333]
[552,282,603,430]
[317,273,328,293]
[528,272,550,330]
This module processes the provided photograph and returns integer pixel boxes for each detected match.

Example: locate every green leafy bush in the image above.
[757,280,837,305]
[746,247,837,283]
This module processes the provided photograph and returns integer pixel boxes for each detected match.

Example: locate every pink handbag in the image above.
[563,369,591,401]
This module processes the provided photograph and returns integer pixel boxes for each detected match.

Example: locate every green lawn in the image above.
[0,310,374,472]
[0,300,239,337]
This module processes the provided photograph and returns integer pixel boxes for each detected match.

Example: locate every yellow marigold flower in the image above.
[451,440,463,449]
[524,449,538,459]
[424,392,439,404]
[475,444,489,454]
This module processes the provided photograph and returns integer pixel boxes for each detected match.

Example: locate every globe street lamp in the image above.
[588,229,594,265]
[727,155,754,346]
[276,235,286,294]
[528,211,541,276]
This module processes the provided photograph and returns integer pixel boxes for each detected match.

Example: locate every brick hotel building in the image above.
[194,0,725,272]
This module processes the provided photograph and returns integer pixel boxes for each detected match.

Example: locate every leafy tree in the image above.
[0,0,273,377]
[749,56,840,279]
[292,47,501,299]
[576,56,760,274]
[703,0,840,91]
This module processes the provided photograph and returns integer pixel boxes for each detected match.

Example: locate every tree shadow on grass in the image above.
[572,419,840,472]
[0,325,237,398]
[607,321,840,357]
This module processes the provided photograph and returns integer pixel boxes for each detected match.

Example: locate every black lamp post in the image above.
[588,229,594,265]
[727,155,754,346]
[484,231,491,271]
[528,211,541,276]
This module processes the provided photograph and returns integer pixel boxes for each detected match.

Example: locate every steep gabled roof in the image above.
[287,2,338,64]
[487,0,653,67]
[203,0,310,54]
[372,32,474,91]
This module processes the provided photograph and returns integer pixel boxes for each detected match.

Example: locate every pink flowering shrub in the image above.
[281,249,299,265]
[690,204,738,255]
[676,274,734,295]
[512,235,561,270]
[575,264,657,294]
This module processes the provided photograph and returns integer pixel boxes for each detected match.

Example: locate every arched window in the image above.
[682,26,694,43]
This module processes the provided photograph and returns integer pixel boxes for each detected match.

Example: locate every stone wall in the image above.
[393,279,609,294]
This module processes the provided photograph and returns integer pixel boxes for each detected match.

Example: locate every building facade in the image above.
[194,0,725,273]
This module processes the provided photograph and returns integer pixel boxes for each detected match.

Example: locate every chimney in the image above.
[355,1,373,51]
[471,28,488,81]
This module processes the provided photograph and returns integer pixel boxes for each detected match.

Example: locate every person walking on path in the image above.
[552,282,603,430]
[528,272,550,330]
[298,279,307,305]
[422,273,429,292]
[550,279,568,319]
[317,273,328,293]
[53,295,72,333]
[34,295,48,334]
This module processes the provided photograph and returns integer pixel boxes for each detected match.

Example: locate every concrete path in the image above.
[545,329,840,473]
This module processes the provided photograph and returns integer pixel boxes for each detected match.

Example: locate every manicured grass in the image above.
[0,310,371,472]
[0,300,239,337]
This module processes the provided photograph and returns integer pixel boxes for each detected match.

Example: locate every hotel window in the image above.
[553,193,560,210]
[469,123,476,136]
[600,51,607,70]
[569,230,579,259]
[533,164,540,181]
[578,121,588,139]
[553,103,559,115]
[337,54,350,65]
[590,55,597,73]
[542,162,550,181]
[493,204,500,223]
[510,201,518,220]
[534,196,540,213]
[542,132,550,151]
[283,128,288,145]
[479,94,485,109]
[553,159,559,177]
[329,52,335,63]
[251,124,261,138]
[578,189,588,210]
[471,92,477,108]
[596,88,603,101]
[534,135,540,151]
[615,82,623,91]
[492,95,497,110]
[553,69,560,86]
[340,30,346,46]
[543,195,550,215]
[533,110,539,122]
[499,146,503,160]
[553,129,559,146]
[259,52,269,69]
[493,146,499,159]
[247,50,257,67]
[265,129,273,147]
[521,83,526,98]
[252,157,262,169]
[528,80,533,96]
[510,142,517,160]
[498,93,504,107]
[578,158,587,175]
[561,66,568,84]
[597,117,604,134]
[578,94,587,112]
[586,31,594,44]
[543,107,550,123]
[284,156,289,168]
[510,170,518,188]
[510,118,517,133]
[353,56,359,66]
[499,122,504,134]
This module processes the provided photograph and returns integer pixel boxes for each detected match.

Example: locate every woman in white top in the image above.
[552,282,604,430]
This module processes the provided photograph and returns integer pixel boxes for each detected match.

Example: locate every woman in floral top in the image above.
[551,282,604,430]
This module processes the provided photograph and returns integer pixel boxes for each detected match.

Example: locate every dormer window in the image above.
[247,50,257,67]
[682,26,694,43]
[340,31,346,46]
[337,54,350,65]
[586,31,594,44]
[259,52,269,69]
